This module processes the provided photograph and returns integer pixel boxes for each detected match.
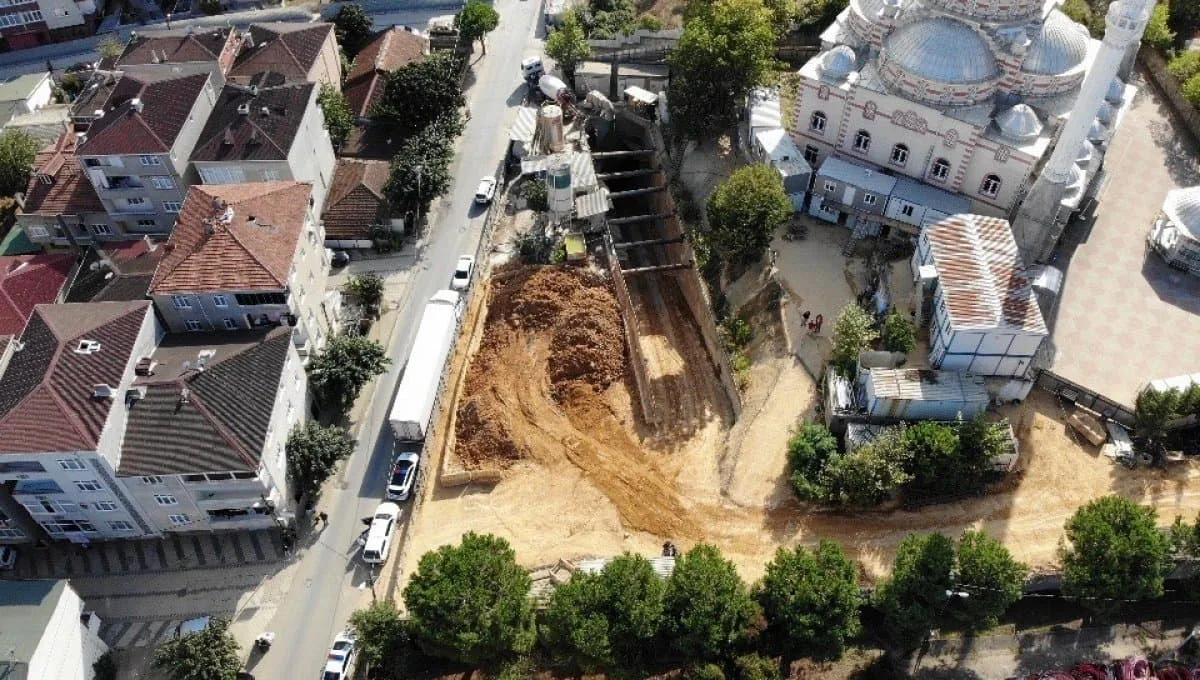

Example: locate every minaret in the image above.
[1011,0,1152,263]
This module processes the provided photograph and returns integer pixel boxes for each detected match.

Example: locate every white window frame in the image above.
[199,166,246,185]
[901,204,915,217]
[149,176,175,190]
[185,320,203,332]
[168,514,191,526]
[863,193,877,205]
[823,181,836,193]
[141,476,163,485]
[75,480,103,492]
[171,295,191,309]
[139,155,163,166]
[153,494,178,506]
[20,9,41,22]
[126,197,147,206]
[213,295,228,307]
[853,130,871,153]
[930,158,951,182]
[109,520,134,532]
[89,223,111,236]
[94,501,119,512]
[58,459,86,471]
[163,201,182,213]
[890,144,908,166]
[222,318,237,330]
[809,111,826,133]
[980,174,1002,198]
[136,219,156,228]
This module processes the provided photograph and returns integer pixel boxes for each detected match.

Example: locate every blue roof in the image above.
[890,175,971,216]
[816,157,898,196]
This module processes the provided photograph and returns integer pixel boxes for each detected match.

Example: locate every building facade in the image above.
[0,0,98,51]
[17,132,113,245]
[1148,186,1200,277]
[0,580,108,680]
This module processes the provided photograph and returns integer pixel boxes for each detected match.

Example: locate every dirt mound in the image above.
[486,265,606,332]
[455,396,528,469]
[548,290,626,401]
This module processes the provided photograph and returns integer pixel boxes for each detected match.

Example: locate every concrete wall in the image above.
[308,27,343,88]
[28,582,108,680]
[285,89,336,214]
[1140,48,1200,145]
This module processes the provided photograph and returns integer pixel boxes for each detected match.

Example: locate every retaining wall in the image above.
[1139,48,1200,144]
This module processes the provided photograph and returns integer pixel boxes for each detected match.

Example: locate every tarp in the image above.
[624,86,658,105]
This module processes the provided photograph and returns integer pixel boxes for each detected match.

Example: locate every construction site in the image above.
[399,95,1200,586]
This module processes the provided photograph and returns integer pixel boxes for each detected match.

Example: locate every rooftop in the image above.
[0,252,74,337]
[19,132,105,216]
[345,26,428,118]
[120,327,291,476]
[0,72,49,106]
[865,367,990,403]
[0,301,152,454]
[922,214,1048,335]
[76,71,212,156]
[67,239,168,303]
[190,82,315,162]
[0,580,68,678]
[815,156,898,197]
[228,23,334,82]
[114,28,233,67]
[148,182,312,295]
[2,104,71,146]
[322,159,391,240]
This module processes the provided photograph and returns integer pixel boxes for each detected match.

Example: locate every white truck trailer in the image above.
[388,290,463,441]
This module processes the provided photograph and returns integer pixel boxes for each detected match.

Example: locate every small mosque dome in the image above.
[819,45,857,80]
[995,104,1043,142]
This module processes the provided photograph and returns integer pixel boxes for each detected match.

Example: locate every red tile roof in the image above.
[190,83,315,162]
[922,214,1048,334]
[0,253,74,336]
[228,23,333,81]
[344,27,428,118]
[19,132,104,215]
[0,301,152,454]
[149,182,313,295]
[322,159,391,240]
[116,28,234,66]
[76,71,212,156]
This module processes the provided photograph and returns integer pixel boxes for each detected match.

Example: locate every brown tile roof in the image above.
[119,327,291,475]
[0,301,152,454]
[115,28,233,66]
[76,71,212,156]
[190,83,314,162]
[0,253,74,336]
[229,23,333,81]
[19,132,104,216]
[340,123,406,161]
[344,27,428,118]
[323,159,391,240]
[922,214,1048,334]
[149,182,312,295]
[69,72,119,120]
[67,239,168,303]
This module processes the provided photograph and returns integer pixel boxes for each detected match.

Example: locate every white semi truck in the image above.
[388,290,463,441]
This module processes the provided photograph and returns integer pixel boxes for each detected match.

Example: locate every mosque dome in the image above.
[879,18,999,105]
[819,45,857,80]
[1075,141,1093,167]
[1022,10,1089,76]
[1087,118,1107,142]
[1164,187,1200,239]
[1096,101,1114,125]
[995,104,1043,142]
[922,0,1042,23]
[1106,77,1126,104]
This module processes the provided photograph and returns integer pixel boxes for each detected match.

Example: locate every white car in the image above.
[0,546,17,570]
[361,502,400,565]
[321,630,356,680]
[474,176,497,204]
[386,451,420,501]
[451,255,475,291]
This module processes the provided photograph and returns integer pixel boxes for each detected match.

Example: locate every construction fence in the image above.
[1034,370,1136,427]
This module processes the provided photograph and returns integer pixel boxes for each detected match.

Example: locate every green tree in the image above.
[1060,0,1095,35]
[794,0,848,28]
[762,0,795,34]
[524,178,549,211]
[952,530,1026,631]
[1144,3,1176,50]
[317,83,355,148]
[285,422,355,501]
[306,334,390,412]
[662,543,757,661]
[1061,495,1172,613]
[1169,50,1200,82]
[734,653,781,680]
[542,571,612,672]
[373,52,465,137]
[668,0,778,139]
[345,273,385,318]
[385,111,463,218]
[689,663,727,680]
[349,601,413,680]
[873,533,955,652]
[1134,385,1181,444]
[152,617,241,680]
[456,0,500,54]
[1168,0,1200,50]
[706,164,792,265]
[1184,73,1200,108]
[954,417,1008,488]
[880,310,916,354]
[900,422,960,497]
[757,541,861,660]
[0,129,38,197]
[333,4,375,59]
[97,34,125,60]
[58,72,86,101]
[546,14,591,88]
[829,302,878,376]
[403,532,535,665]
[93,651,118,680]
[785,422,839,501]
[818,437,909,508]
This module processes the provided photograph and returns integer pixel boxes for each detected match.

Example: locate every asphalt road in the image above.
[246,0,544,677]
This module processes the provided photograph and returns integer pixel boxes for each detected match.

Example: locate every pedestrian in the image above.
[802,310,811,326]
[812,313,824,335]
[318,511,329,527]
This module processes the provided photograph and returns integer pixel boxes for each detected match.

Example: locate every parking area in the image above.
[1048,73,1200,407]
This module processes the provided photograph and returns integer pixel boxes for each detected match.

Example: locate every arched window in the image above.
[930,158,951,182]
[853,130,871,152]
[810,111,827,133]
[890,143,908,166]
[980,174,1002,197]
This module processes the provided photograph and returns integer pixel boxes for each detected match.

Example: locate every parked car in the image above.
[474,176,497,204]
[322,630,356,680]
[451,255,474,291]
[387,451,420,501]
[361,503,400,565]
[0,546,17,570]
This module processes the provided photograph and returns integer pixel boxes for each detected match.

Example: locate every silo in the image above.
[547,160,573,216]
[540,104,565,152]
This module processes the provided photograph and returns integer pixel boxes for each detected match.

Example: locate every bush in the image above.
[524,180,548,212]
[345,273,385,318]
[785,422,839,501]
[830,303,878,376]
[635,13,665,30]
[880,310,916,354]
[1143,3,1176,50]
[1184,73,1200,108]
[689,663,727,680]
[722,316,753,350]
[1169,51,1200,82]
[819,440,910,508]
[93,651,118,680]
[491,656,535,680]
[734,653,781,680]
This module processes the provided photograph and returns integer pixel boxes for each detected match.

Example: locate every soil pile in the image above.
[548,291,626,401]
[454,398,527,469]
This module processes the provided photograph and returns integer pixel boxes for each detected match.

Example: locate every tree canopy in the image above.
[880,310,916,354]
[873,533,955,652]
[757,541,861,660]
[1168,0,1200,51]
[306,334,390,413]
[546,14,591,87]
[348,601,413,680]
[333,4,375,59]
[662,543,757,660]
[385,111,463,219]
[1061,495,1172,613]
[705,164,793,265]
[786,422,840,502]
[456,0,500,53]
[951,530,1027,630]
[668,0,779,139]
[0,129,38,197]
[372,52,465,138]
[286,422,355,501]
[317,83,355,149]
[830,302,877,376]
[403,532,535,665]
[152,617,241,680]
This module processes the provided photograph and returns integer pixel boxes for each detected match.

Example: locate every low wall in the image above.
[1139,48,1200,145]
[606,234,659,426]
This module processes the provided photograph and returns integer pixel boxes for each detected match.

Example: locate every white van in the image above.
[361,503,400,565]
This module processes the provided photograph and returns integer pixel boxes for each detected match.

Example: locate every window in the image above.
[263,169,281,181]
[141,476,163,485]
[168,514,191,526]
[863,193,877,205]
[126,197,146,206]
[44,520,96,534]
[58,459,86,471]
[901,204,915,217]
[109,521,134,532]
[136,219,156,228]
[0,528,25,539]
[980,174,1002,197]
[28,226,48,238]
[94,501,119,512]
[853,130,871,153]
[163,201,182,213]
[809,111,826,133]
[804,145,820,166]
[139,155,162,166]
[149,176,175,190]
[199,166,246,184]
[185,320,203,332]
[21,10,42,22]
[75,480,103,492]
[153,494,178,506]
[823,181,836,193]
[171,295,191,309]
[0,15,20,27]
[930,158,951,182]
[235,292,287,306]
[212,294,228,307]
[890,144,908,166]
[89,224,111,236]
[222,318,237,330]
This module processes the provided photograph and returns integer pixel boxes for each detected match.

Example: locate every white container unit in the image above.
[388,290,463,441]
[861,368,989,421]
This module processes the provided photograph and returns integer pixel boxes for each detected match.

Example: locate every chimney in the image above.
[222,128,234,145]
[91,384,113,400]
[135,357,158,376]
[130,98,144,113]
[178,386,190,405]
[249,85,259,96]
[237,102,250,115]
[260,106,269,117]
[142,234,158,252]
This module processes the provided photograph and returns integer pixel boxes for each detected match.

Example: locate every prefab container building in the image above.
[861,368,989,420]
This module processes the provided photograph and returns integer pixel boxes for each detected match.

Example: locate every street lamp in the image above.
[166,12,172,29]
[413,163,423,227]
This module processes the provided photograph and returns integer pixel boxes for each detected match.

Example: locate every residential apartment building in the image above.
[75,70,220,236]
[343,26,428,120]
[0,251,73,382]
[0,71,52,122]
[17,131,113,246]
[323,159,398,248]
[227,22,341,87]
[110,27,242,83]
[0,580,108,680]
[0,0,98,51]
[190,82,336,213]
[147,182,336,356]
